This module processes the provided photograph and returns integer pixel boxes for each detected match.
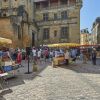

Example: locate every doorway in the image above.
[32,32,35,46]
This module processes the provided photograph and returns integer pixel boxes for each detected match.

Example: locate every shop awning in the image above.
[0,37,12,44]
[47,43,80,48]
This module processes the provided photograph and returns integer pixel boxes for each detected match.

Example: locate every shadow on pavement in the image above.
[0,95,6,100]
[0,77,25,92]
[21,63,48,80]
[6,77,25,88]
[0,89,13,100]
[0,62,48,91]
[59,61,100,74]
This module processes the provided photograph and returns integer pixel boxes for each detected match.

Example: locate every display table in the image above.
[53,56,65,66]
[0,61,19,79]
[0,73,8,77]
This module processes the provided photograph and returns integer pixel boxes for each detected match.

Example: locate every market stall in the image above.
[0,37,18,79]
[48,43,80,67]
[80,44,100,64]
[0,37,12,46]
[52,55,65,67]
[47,43,80,48]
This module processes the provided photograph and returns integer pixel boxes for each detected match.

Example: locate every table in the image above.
[53,56,65,66]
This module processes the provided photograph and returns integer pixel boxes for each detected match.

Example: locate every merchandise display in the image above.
[0,50,18,79]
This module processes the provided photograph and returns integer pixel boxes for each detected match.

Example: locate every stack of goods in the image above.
[3,66,13,72]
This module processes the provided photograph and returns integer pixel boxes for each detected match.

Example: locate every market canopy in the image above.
[0,37,12,45]
[47,43,80,48]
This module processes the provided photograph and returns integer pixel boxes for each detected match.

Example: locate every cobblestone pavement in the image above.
[0,60,100,100]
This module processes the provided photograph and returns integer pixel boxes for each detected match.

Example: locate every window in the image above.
[61,11,68,19]
[61,0,68,5]
[3,13,7,17]
[54,13,57,20]
[61,27,68,38]
[43,13,49,21]
[35,2,40,9]
[54,30,57,37]
[18,26,21,40]
[43,28,49,40]
[4,0,7,2]
[42,1,48,8]
[2,9,8,17]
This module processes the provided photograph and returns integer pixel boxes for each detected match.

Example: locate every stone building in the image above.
[0,0,83,47]
[0,0,37,48]
[91,17,100,45]
[34,0,82,45]
[80,29,91,45]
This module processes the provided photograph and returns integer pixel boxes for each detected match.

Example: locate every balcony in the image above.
[36,17,77,26]
[37,18,67,26]
[35,0,83,12]
[1,2,9,9]
[35,4,76,11]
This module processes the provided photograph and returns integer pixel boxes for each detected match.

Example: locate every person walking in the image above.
[37,49,41,64]
[64,50,70,65]
[32,47,37,63]
[49,50,53,62]
[82,49,87,64]
[80,51,83,61]
[44,49,49,62]
[91,48,97,65]
[16,49,23,67]
[71,49,76,58]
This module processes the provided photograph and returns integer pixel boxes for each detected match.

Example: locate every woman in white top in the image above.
[37,50,41,64]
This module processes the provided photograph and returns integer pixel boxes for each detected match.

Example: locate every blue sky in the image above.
[80,0,100,32]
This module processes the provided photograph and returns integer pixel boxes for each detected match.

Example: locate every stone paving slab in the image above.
[0,61,100,100]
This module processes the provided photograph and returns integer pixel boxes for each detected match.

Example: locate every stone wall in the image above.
[35,6,81,44]
[0,18,13,39]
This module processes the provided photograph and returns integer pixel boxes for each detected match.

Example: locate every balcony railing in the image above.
[36,19,67,26]
[35,4,76,11]
[36,17,77,26]
[1,3,9,9]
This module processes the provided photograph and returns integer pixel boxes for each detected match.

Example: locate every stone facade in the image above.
[0,0,82,47]
[91,17,100,44]
[0,17,21,48]
[34,0,82,45]
[80,29,91,45]
[0,0,37,48]
[0,18,13,38]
